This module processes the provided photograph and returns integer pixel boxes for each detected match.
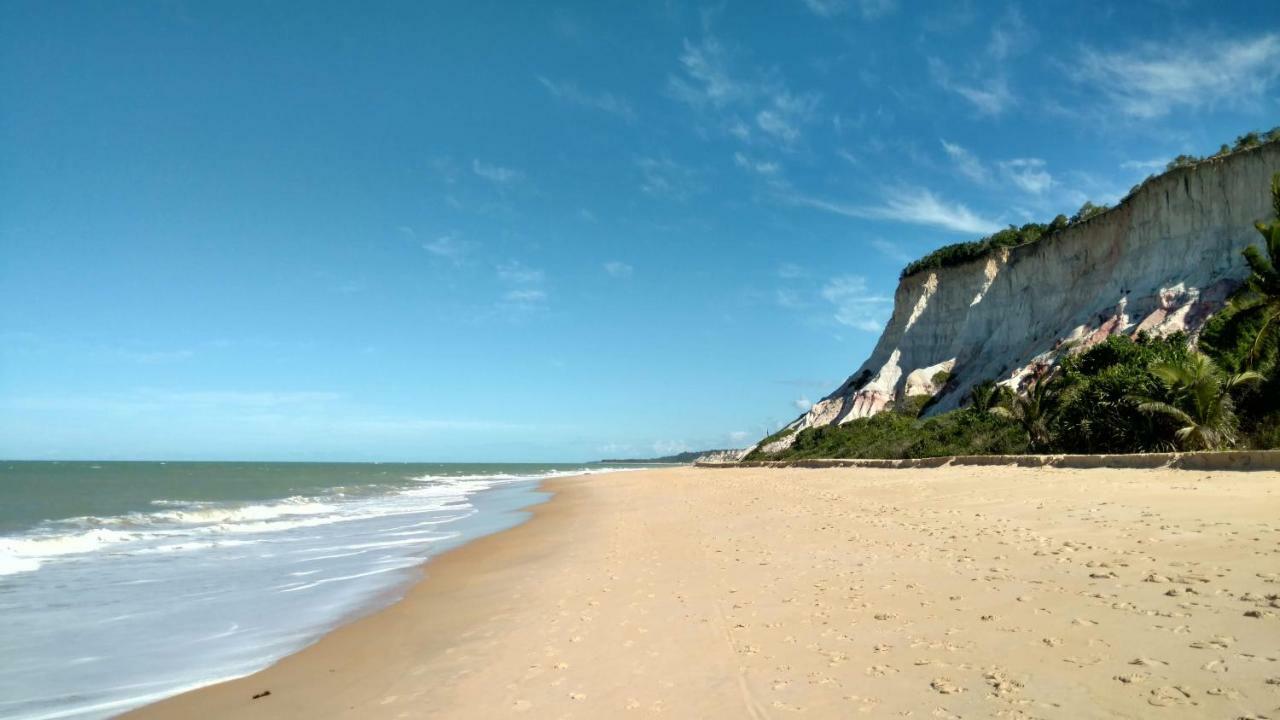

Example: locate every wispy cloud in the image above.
[799,0,897,19]
[422,233,469,264]
[754,89,820,144]
[792,396,814,411]
[941,139,990,183]
[942,141,1053,195]
[496,260,544,285]
[668,35,820,147]
[494,260,547,315]
[603,261,634,278]
[821,275,892,332]
[1072,33,1280,118]
[999,158,1053,194]
[733,151,780,175]
[986,7,1033,61]
[669,36,741,109]
[536,76,636,121]
[501,289,547,304]
[788,187,1001,235]
[636,156,703,200]
[929,58,1015,116]
[472,159,523,185]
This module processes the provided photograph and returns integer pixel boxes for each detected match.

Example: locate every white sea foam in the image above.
[0,466,631,574]
[0,464,643,719]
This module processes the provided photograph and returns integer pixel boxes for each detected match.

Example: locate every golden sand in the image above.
[126,466,1280,718]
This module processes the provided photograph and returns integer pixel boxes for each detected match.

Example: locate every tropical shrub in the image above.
[1051,334,1190,453]
[1130,352,1263,450]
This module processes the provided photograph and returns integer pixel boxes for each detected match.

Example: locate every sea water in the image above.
[0,461,630,720]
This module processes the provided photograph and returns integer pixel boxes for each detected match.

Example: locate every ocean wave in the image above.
[0,466,624,575]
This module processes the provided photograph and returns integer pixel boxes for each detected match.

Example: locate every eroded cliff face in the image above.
[777,142,1280,448]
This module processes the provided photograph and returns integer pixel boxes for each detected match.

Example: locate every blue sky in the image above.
[2,1,1277,461]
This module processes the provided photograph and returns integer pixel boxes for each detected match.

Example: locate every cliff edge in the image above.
[770,142,1280,452]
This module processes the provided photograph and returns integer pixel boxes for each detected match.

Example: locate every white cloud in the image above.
[1073,33,1280,118]
[501,289,547,304]
[669,36,742,109]
[929,58,1015,116]
[603,261,633,278]
[754,89,820,144]
[800,0,896,19]
[668,35,820,147]
[422,234,468,263]
[821,275,892,332]
[734,151,780,175]
[793,397,814,411]
[472,159,523,184]
[636,156,703,200]
[496,260,544,285]
[728,430,751,444]
[999,158,1053,194]
[789,187,1001,235]
[536,76,636,121]
[987,7,1033,61]
[941,139,990,183]
[493,260,547,314]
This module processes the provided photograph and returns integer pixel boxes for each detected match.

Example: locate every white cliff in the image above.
[778,141,1280,447]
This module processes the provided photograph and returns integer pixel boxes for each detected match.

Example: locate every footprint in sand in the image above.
[1147,685,1194,707]
[512,699,532,712]
[930,678,963,694]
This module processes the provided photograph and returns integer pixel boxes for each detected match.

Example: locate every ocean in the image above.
[0,461,633,720]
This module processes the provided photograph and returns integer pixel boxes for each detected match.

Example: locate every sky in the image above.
[2,1,1278,462]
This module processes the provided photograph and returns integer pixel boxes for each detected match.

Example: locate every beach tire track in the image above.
[686,480,773,720]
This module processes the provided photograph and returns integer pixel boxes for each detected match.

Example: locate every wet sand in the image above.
[126,465,1280,718]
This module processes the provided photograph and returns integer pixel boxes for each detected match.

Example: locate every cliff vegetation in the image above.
[748,169,1280,461]
[901,128,1280,280]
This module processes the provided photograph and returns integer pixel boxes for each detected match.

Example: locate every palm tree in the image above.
[1131,352,1263,450]
[1240,172,1280,366]
[967,380,1010,414]
[992,372,1061,450]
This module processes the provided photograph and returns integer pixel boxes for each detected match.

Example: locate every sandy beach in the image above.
[126,465,1280,719]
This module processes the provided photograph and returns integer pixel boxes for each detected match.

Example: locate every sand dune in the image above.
[127,466,1280,719]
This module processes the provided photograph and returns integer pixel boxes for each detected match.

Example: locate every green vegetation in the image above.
[1131,353,1262,450]
[755,426,797,448]
[1050,334,1190,453]
[1167,128,1279,170]
[750,172,1280,461]
[901,128,1280,280]
[991,373,1062,450]
[744,405,1027,461]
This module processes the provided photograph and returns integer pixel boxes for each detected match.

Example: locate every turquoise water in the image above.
[0,461,633,719]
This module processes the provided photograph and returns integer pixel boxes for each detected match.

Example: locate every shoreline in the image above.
[121,470,595,719]
[126,465,1280,718]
